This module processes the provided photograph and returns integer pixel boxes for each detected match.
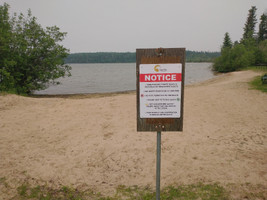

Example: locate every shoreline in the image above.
[29,90,136,99]
[30,73,224,99]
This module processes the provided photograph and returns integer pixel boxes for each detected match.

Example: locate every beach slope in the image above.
[0,70,266,197]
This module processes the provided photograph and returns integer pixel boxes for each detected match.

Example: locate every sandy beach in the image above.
[0,70,267,198]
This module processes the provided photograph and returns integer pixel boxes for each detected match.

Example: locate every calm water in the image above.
[35,63,215,95]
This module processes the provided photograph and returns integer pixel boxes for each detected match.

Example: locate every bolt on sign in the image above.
[136,48,185,132]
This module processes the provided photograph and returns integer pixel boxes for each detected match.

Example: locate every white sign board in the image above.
[139,63,182,118]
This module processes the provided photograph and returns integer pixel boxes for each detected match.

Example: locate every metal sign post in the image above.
[136,48,185,200]
[156,130,161,200]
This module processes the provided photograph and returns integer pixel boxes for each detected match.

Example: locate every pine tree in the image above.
[222,32,233,49]
[242,6,257,41]
[258,13,267,42]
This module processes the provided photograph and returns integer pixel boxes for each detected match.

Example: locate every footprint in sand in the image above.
[103,132,114,140]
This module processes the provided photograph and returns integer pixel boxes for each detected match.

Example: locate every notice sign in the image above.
[139,63,182,118]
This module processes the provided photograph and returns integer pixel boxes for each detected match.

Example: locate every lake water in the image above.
[35,63,215,95]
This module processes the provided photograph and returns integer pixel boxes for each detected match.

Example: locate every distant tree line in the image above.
[64,51,220,64]
[186,51,220,62]
[213,6,267,72]
[65,52,136,63]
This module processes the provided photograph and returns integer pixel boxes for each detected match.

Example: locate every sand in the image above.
[0,70,267,198]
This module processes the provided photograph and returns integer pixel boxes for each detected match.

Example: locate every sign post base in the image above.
[156,130,161,200]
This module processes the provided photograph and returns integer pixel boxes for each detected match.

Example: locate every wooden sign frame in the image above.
[136,48,185,132]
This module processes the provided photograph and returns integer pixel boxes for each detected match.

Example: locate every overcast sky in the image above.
[1,0,267,53]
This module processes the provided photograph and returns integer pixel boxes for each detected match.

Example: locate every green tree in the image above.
[257,40,267,64]
[213,44,254,72]
[212,48,232,72]
[213,6,267,72]
[242,6,257,41]
[222,32,232,49]
[0,4,71,94]
[0,3,15,91]
[230,44,255,69]
[258,13,267,42]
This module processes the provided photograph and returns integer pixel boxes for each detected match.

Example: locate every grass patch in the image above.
[15,184,98,200]
[243,65,267,72]
[249,75,267,93]
[0,177,9,188]
[161,183,228,200]
[0,90,28,96]
[11,183,230,200]
[114,183,229,200]
[0,181,265,200]
[241,66,267,93]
